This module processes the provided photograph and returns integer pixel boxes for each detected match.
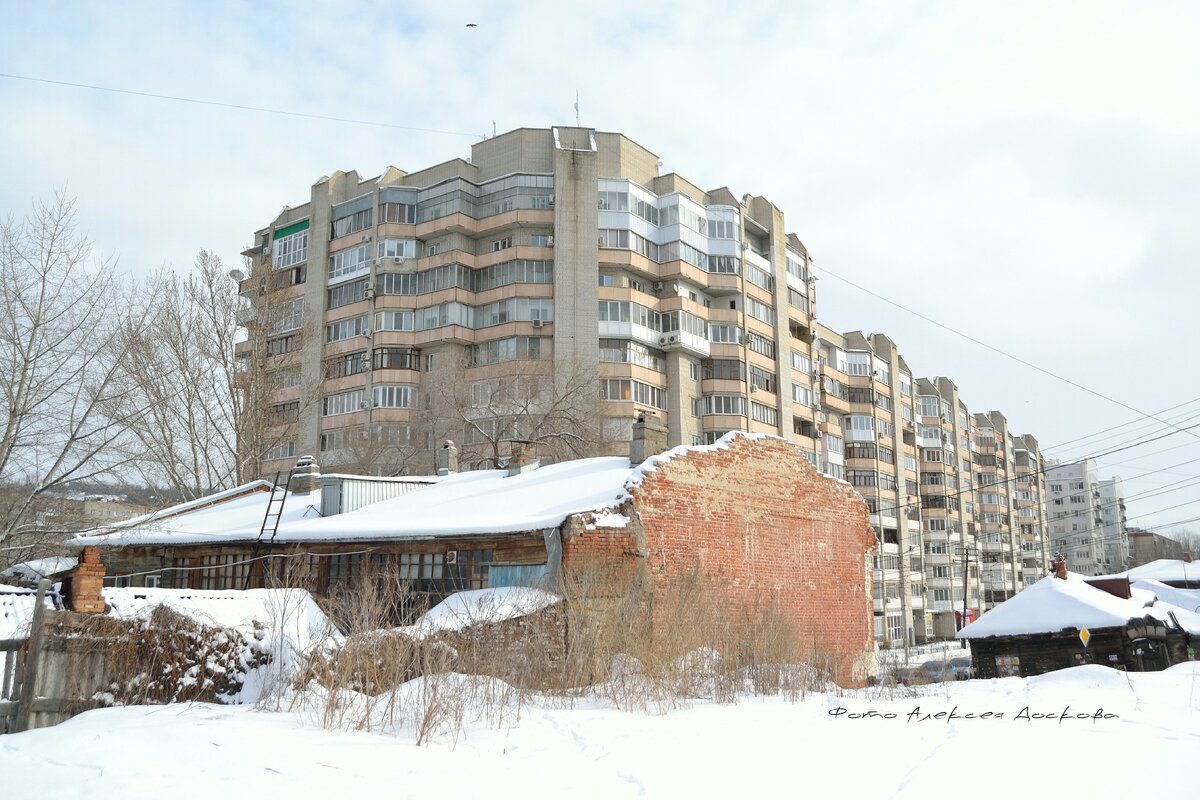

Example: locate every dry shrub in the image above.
[48,606,269,709]
[285,560,854,740]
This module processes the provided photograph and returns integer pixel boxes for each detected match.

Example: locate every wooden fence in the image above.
[0,579,104,733]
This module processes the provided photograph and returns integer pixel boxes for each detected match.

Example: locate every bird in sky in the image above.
[466,23,477,28]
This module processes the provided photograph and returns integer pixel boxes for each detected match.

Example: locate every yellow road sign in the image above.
[1079,627,1091,648]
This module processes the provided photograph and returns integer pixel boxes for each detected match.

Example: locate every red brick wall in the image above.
[561,435,876,685]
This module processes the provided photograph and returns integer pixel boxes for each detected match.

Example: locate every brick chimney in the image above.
[1184,552,1193,563]
[288,456,321,494]
[437,440,458,476]
[506,442,540,476]
[68,546,106,613]
[1050,552,1068,580]
[630,414,669,465]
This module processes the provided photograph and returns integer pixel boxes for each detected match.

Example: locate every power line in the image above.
[1043,396,1200,454]
[0,72,485,139]
[816,265,1200,445]
[872,420,1200,521]
[1044,403,1200,459]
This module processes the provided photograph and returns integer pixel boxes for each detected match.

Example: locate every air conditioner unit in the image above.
[361,234,370,242]
[653,281,664,293]
[548,195,555,206]
[359,401,368,409]
[546,235,554,245]
[393,257,404,265]
[364,286,376,300]
[531,319,544,328]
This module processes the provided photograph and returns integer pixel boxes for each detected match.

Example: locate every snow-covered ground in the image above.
[2,663,1197,798]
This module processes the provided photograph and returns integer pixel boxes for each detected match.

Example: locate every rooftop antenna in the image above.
[574,90,579,126]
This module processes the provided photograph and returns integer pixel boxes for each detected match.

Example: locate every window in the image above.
[749,366,777,394]
[746,297,776,324]
[746,332,776,358]
[263,441,296,461]
[323,389,364,417]
[270,401,299,425]
[492,237,512,252]
[530,234,552,247]
[823,434,843,454]
[266,335,296,357]
[599,339,666,372]
[846,352,871,376]
[326,315,368,342]
[328,279,368,309]
[701,359,745,381]
[272,264,306,289]
[373,384,417,409]
[788,288,810,313]
[325,351,367,379]
[745,263,773,292]
[373,347,420,371]
[375,310,414,331]
[708,324,742,343]
[469,336,547,366]
[377,238,417,259]
[272,225,309,269]
[329,244,371,281]
[792,384,812,406]
[270,297,304,334]
[791,351,812,373]
[331,207,372,239]
[599,379,667,409]
[380,202,416,224]
[320,428,354,452]
[751,402,779,426]
[699,394,746,416]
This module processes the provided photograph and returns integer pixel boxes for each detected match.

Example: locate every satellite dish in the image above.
[228,269,246,282]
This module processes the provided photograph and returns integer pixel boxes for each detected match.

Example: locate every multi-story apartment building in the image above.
[973,411,1025,606]
[815,326,922,647]
[1128,527,1186,566]
[914,377,982,637]
[1013,434,1050,586]
[1098,477,1130,570]
[238,126,821,477]
[1045,459,1107,575]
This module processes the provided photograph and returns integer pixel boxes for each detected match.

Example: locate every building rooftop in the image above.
[957,570,1200,639]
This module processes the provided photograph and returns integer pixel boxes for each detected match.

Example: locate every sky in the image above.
[1,1,1197,538]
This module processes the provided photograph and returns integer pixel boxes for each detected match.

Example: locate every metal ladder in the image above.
[257,470,293,545]
[243,470,292,590]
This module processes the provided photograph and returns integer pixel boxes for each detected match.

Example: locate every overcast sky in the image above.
[2,1,1197,538]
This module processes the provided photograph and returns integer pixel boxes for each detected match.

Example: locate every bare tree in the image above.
[121,250,316,499]
[0,192,148,569]
[423,349,602,470]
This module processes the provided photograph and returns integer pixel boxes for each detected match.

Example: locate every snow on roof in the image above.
[241,431,790,544]
[1131,579,1200,614]
[399,586,562,638]
[0,584,59,640]
[318,473,441,484]
[957,571,1200,639]
[71,483,322,548]
[1119,559,1200,585]
[1,556,78,582]
[280,456,634,541]
[69,432,849,547]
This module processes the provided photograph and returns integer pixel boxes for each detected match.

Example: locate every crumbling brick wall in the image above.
[560,435,876,685]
